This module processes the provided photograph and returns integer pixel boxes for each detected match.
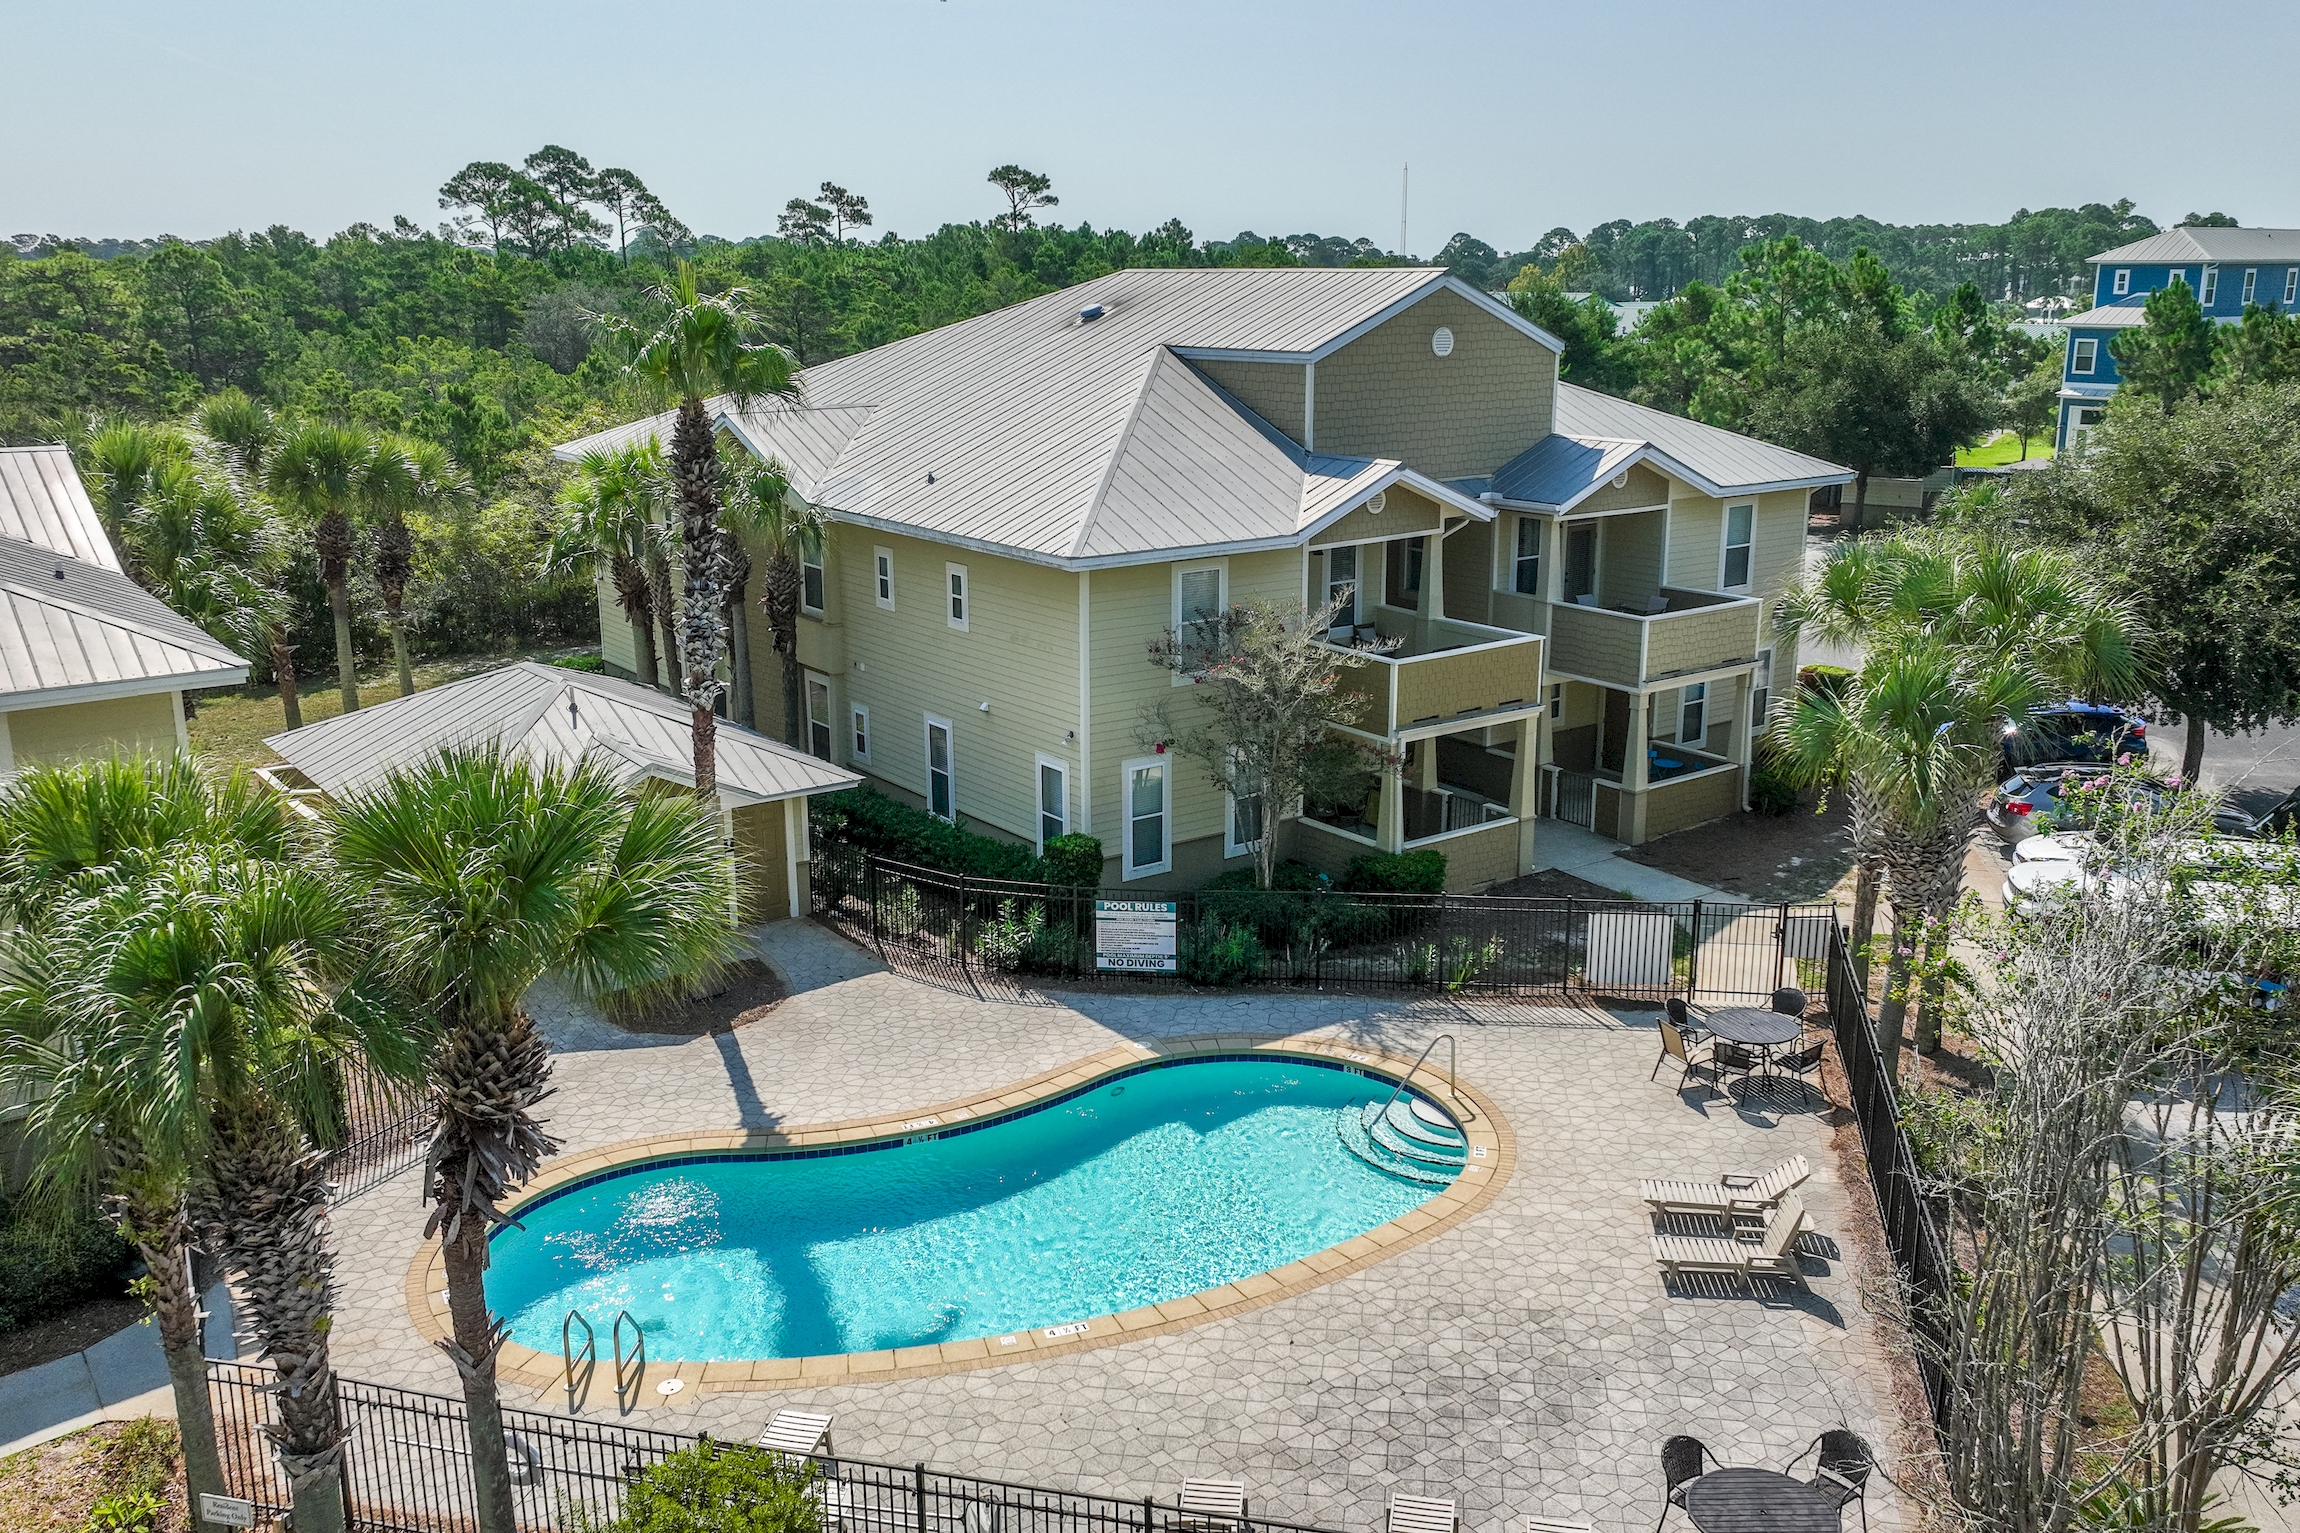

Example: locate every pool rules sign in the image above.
[1095,899,1177,973]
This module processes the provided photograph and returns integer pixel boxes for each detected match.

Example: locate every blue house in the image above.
[2057,225,2300,450]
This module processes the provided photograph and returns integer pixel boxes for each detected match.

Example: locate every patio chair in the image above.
[1388,1494,1459,1533]
[1664,996,1706,1045]
[758,1408,835,1458]
[1651,1196,1810,1292]
[1709,1040,1765,1079]
[1656,1435,1709,1531]
[1175,1480,1249,1533]
[1770,985,1809,1017]
[1774,1039,1828,1093]
[1644,595,1672,615]
[1649,1017,1715,1086]
[1640,1154,1812,1219]
[1787,1429,1876,1533]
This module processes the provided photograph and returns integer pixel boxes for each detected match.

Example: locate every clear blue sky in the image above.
[8,0,2295,250]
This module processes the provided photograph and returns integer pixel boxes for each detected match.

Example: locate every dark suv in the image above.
[1999,703,2147,773]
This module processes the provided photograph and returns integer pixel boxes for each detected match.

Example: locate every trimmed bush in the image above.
[1798,663,1854,697]
[810,787,1049,882]
[595,1440,821,1533]
[1042,833,1105,888]
[1339,849,1448,895]
[0,1192,134,1335]
[1747,759,1798,816]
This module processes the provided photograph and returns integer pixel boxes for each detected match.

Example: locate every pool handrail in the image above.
[562,1307,596,1411]
[612,1309,645,1410]
[1362,1032,1473,1127]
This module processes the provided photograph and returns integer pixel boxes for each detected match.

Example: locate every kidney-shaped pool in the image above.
[487,1056,1461,1361]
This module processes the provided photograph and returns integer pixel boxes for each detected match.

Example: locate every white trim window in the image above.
[1036,755,1069,853]
[1720,503,1754,590]
[2286,268,2298,306]
[1121,756,1170,878]
[2112,268,2130,296]
[849,703,871,763]
[2071,336,2098,375]
[1678,683,1706,748]
[804,673,833,760]
[945,563,969,631]
[2201,266,2219,306]
[801,534,826,614]
[2167,268,2188,292]
[1751,649,1774,740]
[1224,753,1264,861]
[1325,545,1359,629]
[2243,268,2258,306]
[873,546,894,609]
[1548,682,1563,719]
[1174,560,1227,670]
[924,716,955,821]
[1512,516,1543,595]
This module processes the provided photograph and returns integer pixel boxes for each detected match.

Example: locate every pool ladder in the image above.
[1361,1032,1474,1128]
[561,1307,644,1414]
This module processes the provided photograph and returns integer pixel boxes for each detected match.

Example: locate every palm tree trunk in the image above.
[203,1104,347,1533]
[1915,922,1950,1055]
[763,553,804,748]
[327,579,359,713]
[1849,860,1882,986]
[385,602,414,698]
[271,639,303,731]
[727,580,756,730]
[117,1190,229,1533]
[628,601,660,689]
[377,517,415,698]
[2181,720,2206,788]
[1849,469,1871,534]
[668,397,727,795]
[647,557,681,695]
[1874,898,1917,1085]
[439,1220,519,1533]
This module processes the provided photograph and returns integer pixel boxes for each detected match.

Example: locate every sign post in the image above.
[1094,899,1178,974]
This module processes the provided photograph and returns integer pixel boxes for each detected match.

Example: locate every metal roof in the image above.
[2063,301,2153,330]
[0,534,247,706]
[0,446,121,572]
[1488,434,1654,510]
[2089,228,2300,265]
[264,661,860,806]
[1551,385,1854,498]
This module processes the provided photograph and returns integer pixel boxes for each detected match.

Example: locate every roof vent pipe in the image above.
[1078,304,1106,323]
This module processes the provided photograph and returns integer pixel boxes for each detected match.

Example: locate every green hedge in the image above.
[810,787,1104,885]
[0,1192,134,1335]
[1340,849,1448,894]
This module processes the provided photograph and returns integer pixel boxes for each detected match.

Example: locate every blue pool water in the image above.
[488,1058,1452,1361]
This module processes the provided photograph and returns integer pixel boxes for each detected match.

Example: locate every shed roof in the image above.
[2089,227,2300,265]
[0,445,121,572]
[0,534,247,706]
[264,662,860,806]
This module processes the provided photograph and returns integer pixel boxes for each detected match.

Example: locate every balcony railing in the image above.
[1544,587,1761,689]
[1323,619,1543,737]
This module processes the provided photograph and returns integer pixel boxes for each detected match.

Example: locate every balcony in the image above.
[1323,615,1545,740]
[1545,588,1761,690]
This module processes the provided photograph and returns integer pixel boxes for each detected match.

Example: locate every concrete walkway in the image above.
[0,1285,240,1457]
[1532,820,1732,903]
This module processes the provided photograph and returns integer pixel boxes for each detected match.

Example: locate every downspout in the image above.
[1077,570,1092,835]
[1303,362,1315,452]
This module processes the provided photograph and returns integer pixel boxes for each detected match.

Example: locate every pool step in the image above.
[1367,1114,1468,1169]
[1334,1106,1460,1186]
[1384,1098,1466,1151]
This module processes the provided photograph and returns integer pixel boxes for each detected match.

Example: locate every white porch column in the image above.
[1509,714,1539,873]
[1377,761,1406,853]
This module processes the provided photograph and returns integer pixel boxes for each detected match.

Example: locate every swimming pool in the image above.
[486,1056,1459,1362]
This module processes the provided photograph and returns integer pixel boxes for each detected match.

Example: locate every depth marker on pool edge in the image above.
[1043,1321,1090,1339]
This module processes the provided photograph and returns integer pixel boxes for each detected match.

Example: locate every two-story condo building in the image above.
[562,269,1850,891]
[2057,225,2300,450]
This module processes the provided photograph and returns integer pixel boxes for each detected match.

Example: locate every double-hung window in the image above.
[2167,268,2188,292]
[800,535,825,613]
[1175,562,1226,671]
[2243,268,2258,306]
[1036,756,1068,852]
[873,547,894,609]
[804,674,833,760]
[2072,337,2097,375]
[924,717,955,821]
[1513,517,1543,595]
[2201,266,2219,307]
[1548,682,1563,720]
[1325,545,1359,629]
[1122,757,1170,878]
[945,563,969,631]
[849,704,870,763]
[1751,649,1774,740]
[2287,268,2299,306]
[1678,683,1706,748]
[1721,503,1754,590]
[1225,751,1263,861]
[2112,268,2131,296]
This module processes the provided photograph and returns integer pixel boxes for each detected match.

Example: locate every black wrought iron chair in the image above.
[1775,1038,1827,1083]
[1665,996,1707,1045]
[1710,1040,1765,1079]
[1770,985,1809,1017]
[1656,1435,1710,1531]
[1787,1429,1875,1533]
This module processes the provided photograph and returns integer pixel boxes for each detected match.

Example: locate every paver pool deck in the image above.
[322,920,1916,1533]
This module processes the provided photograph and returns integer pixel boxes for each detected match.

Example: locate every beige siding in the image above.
[1639,767,1743,840]
[1193,359,1305,442]
[1665,487,1804,595]
[1421,819,1520,892]
[730,800,790,922]
[1442,520,1492,622]
[1391,639,1542,729]
[1546,604,1643,688]
[1309,485,1444,548]
[1312,290,1557,478]
[1576,464,1672,516]
[1597,510,1664,608]
[1643,603,1761,681]
[598,585,638,679]
[5,692,180,766]
[1488,588,1546,636]
[1666,492,1725,590]
[1750,490,1808,599]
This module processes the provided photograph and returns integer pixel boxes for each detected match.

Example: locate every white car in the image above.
[2001,858,2136,914]
[2010,831,2101,868]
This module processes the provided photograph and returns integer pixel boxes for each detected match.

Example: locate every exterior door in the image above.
[1565,524,1597,602]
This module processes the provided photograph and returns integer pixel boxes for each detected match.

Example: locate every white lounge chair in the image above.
[759,1408,835,1457]
[1389,1494,1459,1533]
[1652,1196,1810,1291]
[1639,1155,1812,1219]
[1176,1479,1249,1533]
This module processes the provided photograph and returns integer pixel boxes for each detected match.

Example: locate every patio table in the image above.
[1699,1007,1802,1051]
[1681,1468,1840,1533]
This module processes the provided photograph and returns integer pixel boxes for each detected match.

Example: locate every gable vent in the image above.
[1431,327,1454,357]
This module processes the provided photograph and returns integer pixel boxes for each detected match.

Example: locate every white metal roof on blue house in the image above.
[2063,301,2153,330]
[0,534,247,704]
[2088,227,2300,265]
[0,445,121,572]
[264,661,860,805]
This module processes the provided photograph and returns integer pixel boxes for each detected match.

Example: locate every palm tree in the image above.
[119,454,291,702]
[1775,529,2142,1076]
[546,445,673,691]
[267,424,375,714]
[0,757,304,1532]
[194,393,303,729]
[78,419,178,561]
[366,436,474,698]
[722,457,827,744]
[606,262,798,791]
[323,746,735,1533]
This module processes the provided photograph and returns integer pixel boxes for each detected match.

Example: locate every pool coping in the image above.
[401,1032,1513,1403]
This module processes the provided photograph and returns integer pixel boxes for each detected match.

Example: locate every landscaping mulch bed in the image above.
[614,959,787,1036]
[0,1419,187,1533]
[1615,796,1855,904]
[0,1295,145,1379]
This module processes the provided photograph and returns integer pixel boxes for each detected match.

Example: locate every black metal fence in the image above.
[325,1065,429,1203]
[813,847,1835,1005]
[207,1361,1345,1533]
[1821,928,1955,1434]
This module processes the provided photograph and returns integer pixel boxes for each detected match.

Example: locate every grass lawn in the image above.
[1956,430,2054,468]
[188,643,596,769]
